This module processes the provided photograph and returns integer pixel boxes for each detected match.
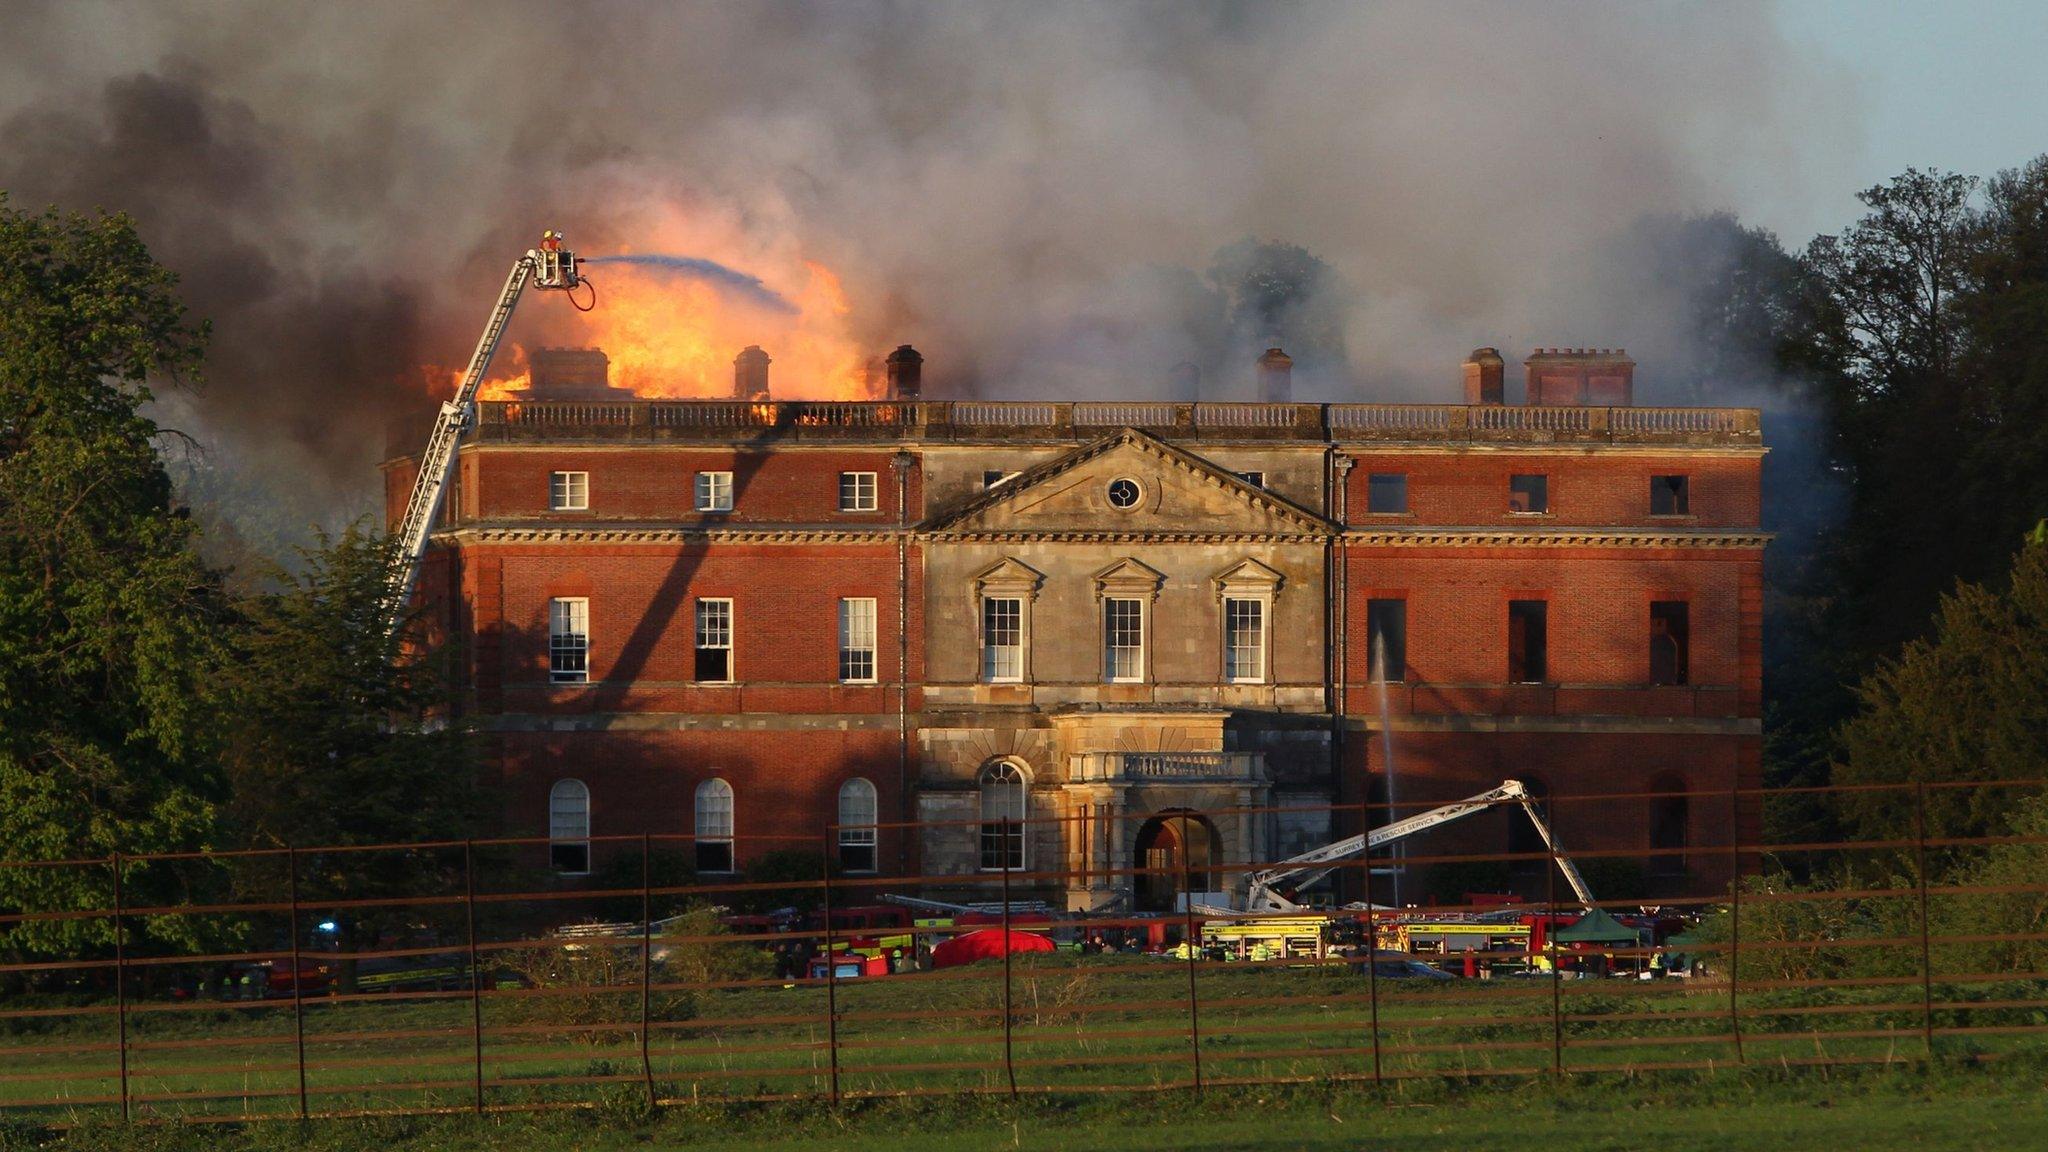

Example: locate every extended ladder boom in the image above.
[384,239,579,640]
[1243,779,1594,911]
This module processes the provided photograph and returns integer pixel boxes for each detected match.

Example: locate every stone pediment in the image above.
[972,556,1046,598]
[1092,556,1166,599]
[922,428,1335,539]
[1212,558,1286,598]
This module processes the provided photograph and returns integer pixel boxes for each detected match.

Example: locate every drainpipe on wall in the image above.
[1331,452,1354,873]
[892,450,915,871]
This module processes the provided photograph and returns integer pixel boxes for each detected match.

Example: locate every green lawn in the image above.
[4,951,2045,1127]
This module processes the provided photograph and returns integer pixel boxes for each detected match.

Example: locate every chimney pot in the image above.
[733,344,771,401]
[1462,346,1506,405]
[1256,346,1293,403]
[885,344,924,401]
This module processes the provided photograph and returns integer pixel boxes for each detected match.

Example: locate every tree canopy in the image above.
[0,198,225,952]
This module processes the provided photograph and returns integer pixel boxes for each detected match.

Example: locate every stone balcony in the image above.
[457,399,1761,449]
[1068,750,1267,784]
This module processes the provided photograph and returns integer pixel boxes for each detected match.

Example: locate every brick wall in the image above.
[469,447,920,523]
[1343,451,1760,529]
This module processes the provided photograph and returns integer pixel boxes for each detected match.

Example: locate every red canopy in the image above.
[929,928,1056,969]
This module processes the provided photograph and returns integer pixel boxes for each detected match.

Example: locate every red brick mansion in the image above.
[384,346,1765,909]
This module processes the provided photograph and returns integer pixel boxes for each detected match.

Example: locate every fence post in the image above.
[641,832,656,1108]
[1000,817,1018,1099]
[1914,783,1935,1058]
[820,838,841,1106]
[1545,832,1563,1081]
[110,852,129,1124]
[1180,821,1202,1095]
[1727,781,1743,1064]
[1361,798,1382,1089]
[287,848,308,1120]
[463,840,484,1114]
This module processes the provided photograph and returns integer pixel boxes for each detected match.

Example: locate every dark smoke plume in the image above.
[0,1,1859,540]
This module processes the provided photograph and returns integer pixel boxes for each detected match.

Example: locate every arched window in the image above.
[549,779,590,875]
[695,778,734,874]
[978,761,1028,871]
[1507,777,1550,858]
[1648,773,1689,877]
[838,778,879,873]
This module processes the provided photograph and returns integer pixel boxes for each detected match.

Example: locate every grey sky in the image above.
[1774,0,2048,237]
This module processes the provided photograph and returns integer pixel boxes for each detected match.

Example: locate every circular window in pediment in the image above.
[1106,478,1142,509]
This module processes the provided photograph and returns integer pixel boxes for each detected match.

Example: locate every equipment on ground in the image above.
[383,234,585,640]
[1235,779,1595,913]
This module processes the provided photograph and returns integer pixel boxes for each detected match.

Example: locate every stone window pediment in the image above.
[973,556,1045,599]
[1212,558,1285,601]
[1092,556,1165,601]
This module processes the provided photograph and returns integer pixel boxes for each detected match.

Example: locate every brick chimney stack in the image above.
[1462,347,1505,404]
[529,347,612,394]
[1256,346,1293,403]
[885,344,924,401]
[1169,361,1201,403]
[1524,347,1635,406]
[733,345,771,401]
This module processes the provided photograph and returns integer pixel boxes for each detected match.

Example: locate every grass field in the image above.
[4,949,2045,1127]
[8,1063,2048,1152]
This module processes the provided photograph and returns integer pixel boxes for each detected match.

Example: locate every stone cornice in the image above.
[440,525,907,545]
[438,523,1770,549]
[1342,528,1772,549]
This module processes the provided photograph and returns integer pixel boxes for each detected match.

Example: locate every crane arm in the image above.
[384,240,579,642]
[1242,779,1594,912]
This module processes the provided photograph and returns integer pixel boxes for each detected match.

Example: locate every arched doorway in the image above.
[1133,811,1219,912]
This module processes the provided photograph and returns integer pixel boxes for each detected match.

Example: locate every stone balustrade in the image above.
[463,399,1760,448]
[1068,750,1267,783]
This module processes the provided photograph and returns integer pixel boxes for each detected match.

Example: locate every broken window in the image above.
[1648,773,1688,876]
[1509,474,1548,514]
[1651,474,1690,515]
[1237,470,1266,489]
[1508,600,1547,683]
[695,778,734,873]
[1366,599,1407,683]
[549,779,591,874]
[979,762,1028,871]
[695,598,733,683]
[1650,601,1689,686]
[837,778,878,873]
[1507,777,1551,858]
[1367,473,1408,514]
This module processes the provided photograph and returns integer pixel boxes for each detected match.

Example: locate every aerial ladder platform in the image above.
[1229,779,1595,914]
[383,233,584,640]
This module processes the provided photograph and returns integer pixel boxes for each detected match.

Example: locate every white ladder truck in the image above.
[1236,779,1595,914]
[383,233,584,640]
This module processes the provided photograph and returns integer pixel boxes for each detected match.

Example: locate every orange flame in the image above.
[451,216,874,402]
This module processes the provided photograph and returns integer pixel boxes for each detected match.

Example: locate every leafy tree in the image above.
[212,524,477,982]
[1206,238,1350,376]
[1832,534,2048,845]
[0,197,226,956]
[215,522,475,852]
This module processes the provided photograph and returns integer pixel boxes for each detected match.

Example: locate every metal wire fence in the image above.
[1,779,2044,1125]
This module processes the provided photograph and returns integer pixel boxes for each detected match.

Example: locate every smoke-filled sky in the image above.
[0,1,2038,527]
